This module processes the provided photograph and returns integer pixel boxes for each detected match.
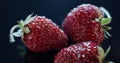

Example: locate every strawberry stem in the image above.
[98,15,103,21]
[23,27,30,34]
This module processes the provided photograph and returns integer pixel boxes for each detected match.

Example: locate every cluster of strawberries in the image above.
[10,4,112,63]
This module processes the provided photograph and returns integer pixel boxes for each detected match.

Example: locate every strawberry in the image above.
[62,4,112,45]
[54,41,110,63]
[9,14,68,52]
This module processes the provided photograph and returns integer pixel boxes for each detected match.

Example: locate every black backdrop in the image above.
[0,0,120,63]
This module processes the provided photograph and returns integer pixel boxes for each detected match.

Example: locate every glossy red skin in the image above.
[62,4,104,45]
[54,41,99,63]
[23,16,68,52]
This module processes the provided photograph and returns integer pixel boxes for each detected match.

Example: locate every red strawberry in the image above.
[9,14,68,52]
[62,4,112,45]
[54,41,110,63]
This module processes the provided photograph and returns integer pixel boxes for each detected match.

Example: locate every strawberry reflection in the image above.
[24,49,59,63]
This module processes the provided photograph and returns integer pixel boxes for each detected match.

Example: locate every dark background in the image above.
[0,0,120,63]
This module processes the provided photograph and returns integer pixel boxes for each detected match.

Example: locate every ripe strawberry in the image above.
[9,14,68,52]
[62,4,112,45]
[54,41,110,63]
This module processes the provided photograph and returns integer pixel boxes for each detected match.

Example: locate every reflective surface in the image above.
[1,0,120,63]
[24,50,59,63]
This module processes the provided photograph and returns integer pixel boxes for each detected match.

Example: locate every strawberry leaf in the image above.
[104,30,112,37]
[103,26,112,31]
[101,18,111,25]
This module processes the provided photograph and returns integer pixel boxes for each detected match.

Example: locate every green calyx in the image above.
[98,7,112,38]
[9,14,34,43]
[96,16,112,38]
[101,18,111,26]
[18,20,24,28]
[101,18,112,38]
[98,46,111,63]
